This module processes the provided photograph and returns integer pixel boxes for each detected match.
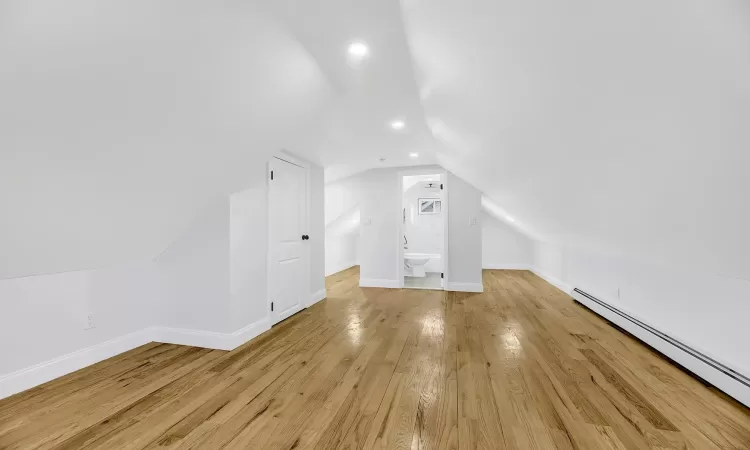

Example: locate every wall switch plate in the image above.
[364,217,372,226]
[469,216,478,226]
[84,313,96,330]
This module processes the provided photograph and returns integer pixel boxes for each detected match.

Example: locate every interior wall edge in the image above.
[530,268,573,294]
[309,288,327,307]
[153,317,271,352]
[326,260,359,277]
[445,282,484,293]
[482,264,532,270]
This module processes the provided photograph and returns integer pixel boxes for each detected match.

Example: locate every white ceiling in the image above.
[2,0,749,279]
[401,0,750,277]
[0,1,331,278]
[263,0,441,181]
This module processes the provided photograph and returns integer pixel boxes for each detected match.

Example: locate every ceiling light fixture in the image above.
[347,41,369,59]
[390,120,406,130]
[409,152,419,159]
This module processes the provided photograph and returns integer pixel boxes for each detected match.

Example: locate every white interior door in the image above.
[269,157,308,325]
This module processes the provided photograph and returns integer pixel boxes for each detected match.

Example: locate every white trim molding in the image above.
[153,318,270,352]
[359,278,400,289]
[309,289,327,306]
[445,282,484,293]
[1,317,274,401]
[531,268,572,294]
[0,328,153,400]
[572,289,750,408]
[482,264,532,270]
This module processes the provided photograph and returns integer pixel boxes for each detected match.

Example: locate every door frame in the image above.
[266,150,311,326]
[397,168,449,289]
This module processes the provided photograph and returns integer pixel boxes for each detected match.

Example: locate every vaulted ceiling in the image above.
[2,0,749,279]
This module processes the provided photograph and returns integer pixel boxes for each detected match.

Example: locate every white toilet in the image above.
[404,253,438,277]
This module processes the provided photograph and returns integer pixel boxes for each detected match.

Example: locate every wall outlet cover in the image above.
[84,313,96,330]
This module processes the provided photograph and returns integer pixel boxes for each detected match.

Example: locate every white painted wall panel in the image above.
[447,172,482,286]
[481,213,533,269]
[534,242,750,379]
[155,198,231,333]
[0,262,155,376]
[230,182,268,331]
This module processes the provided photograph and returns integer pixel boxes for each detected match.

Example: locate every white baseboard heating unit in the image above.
[571,288,750,408]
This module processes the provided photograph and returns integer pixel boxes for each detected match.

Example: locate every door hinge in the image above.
[270,170,274,180]
[441,273,444,279]
[271,302,274,312]
[440,183,443,190]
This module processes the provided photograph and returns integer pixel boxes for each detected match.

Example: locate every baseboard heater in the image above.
[571,288,750,408]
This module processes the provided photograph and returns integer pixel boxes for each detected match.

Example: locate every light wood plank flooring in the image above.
[1,268,748,449]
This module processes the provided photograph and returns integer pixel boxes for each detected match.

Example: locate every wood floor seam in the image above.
[1,267,748,450]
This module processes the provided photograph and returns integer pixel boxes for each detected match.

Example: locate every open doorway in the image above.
[399,171,447,290]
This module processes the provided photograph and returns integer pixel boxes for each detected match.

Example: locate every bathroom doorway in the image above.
[398,171,448,290]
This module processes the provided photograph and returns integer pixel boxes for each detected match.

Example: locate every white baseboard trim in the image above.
[359,278,400,289]
[229,318,272,349]
[0,318,273,400]
[445,282,484,293]
[0,328,153,400]
[483,264,532,270]
[325,261,358,277]
[153,318,270,352]
[309,289,327,306]
[572,289,750,408]
[531,268,573,294]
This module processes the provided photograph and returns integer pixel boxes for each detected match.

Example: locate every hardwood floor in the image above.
[1,268,748,449]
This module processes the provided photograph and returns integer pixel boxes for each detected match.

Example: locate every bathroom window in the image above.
[418,198,442,215]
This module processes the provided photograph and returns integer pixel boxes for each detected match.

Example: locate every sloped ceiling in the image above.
[2,0,749,279]
[0,1,331,278]
[401,0,750,277]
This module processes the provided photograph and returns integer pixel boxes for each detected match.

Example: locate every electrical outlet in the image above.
[84,313,96,330]
[469,216,478,226]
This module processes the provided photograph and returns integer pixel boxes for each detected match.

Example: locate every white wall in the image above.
[533,241,750,379]
[156,157,326,333]
[326,234,359,276]
[230,181,268,331]
[309,165,327,295]
[324,176,365,276]
[0,3,332,281]
[325,166,482,290]
[155,199,232,333]
[404,0,750,284]
[0,262,156,377]
[446,172,482,289]
[1,156,327,399]
[357,169,401,283]
[481,212,533,269]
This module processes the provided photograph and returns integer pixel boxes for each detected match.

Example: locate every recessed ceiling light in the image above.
[390,120,406,130]
[348,41,369,58]
[409,152,419,159]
